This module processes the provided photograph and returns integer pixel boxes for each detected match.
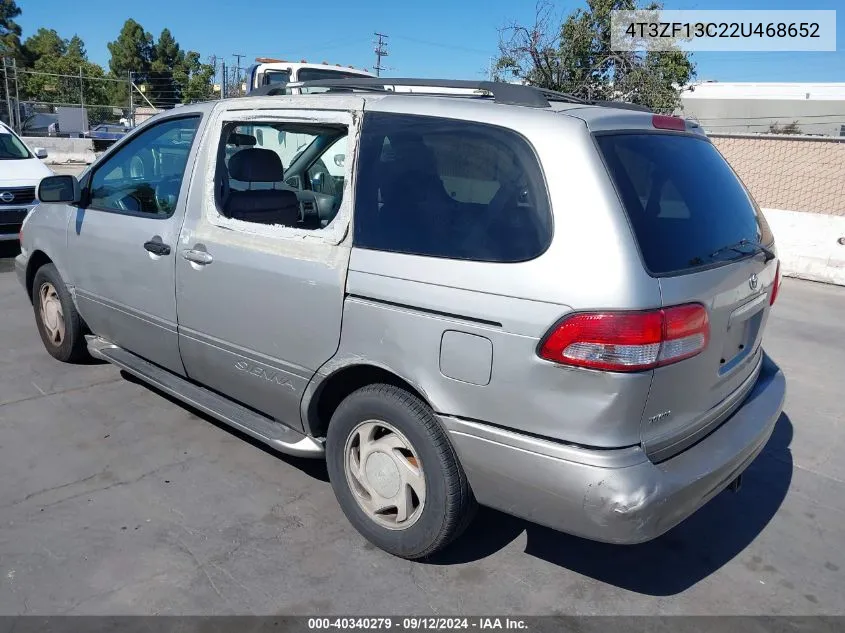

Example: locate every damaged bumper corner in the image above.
[440,352,785,544]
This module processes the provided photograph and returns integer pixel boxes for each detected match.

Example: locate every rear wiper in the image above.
[709,238,776,263]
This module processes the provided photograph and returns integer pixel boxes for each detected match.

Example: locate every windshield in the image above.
[0,125,32,160]
[596,133,773,275]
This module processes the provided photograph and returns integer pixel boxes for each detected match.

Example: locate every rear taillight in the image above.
[770,261,781,306]
[538,304,709,372]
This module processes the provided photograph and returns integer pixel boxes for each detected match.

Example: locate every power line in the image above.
[373,33,388,78]
[391,34,492,56]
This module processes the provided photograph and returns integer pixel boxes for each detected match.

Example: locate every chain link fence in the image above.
[712,134,845,216]
[1,59,164,139]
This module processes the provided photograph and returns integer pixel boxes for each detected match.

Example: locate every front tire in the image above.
[32,263,89,363]
[326,384,476,559]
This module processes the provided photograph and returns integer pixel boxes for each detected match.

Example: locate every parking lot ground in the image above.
[47,163,90,177]
[0,243,843,615]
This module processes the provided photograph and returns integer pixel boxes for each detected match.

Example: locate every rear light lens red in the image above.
[770,261,782,306]
[539,304,709,372]
[652,114,686,131]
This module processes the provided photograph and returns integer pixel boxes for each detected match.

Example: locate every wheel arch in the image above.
[25,250,54,301]
[303,362,431,440]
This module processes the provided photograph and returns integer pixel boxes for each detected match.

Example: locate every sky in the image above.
[16,0,845,84]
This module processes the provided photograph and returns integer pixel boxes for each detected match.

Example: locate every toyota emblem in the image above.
[749,273,759,290]
[0,191,14,203]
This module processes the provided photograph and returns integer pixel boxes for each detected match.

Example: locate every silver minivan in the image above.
[17,79,786,559]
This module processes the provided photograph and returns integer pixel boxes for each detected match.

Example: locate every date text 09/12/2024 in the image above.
[307,618,529,630]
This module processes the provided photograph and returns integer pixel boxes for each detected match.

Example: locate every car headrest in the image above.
[228,148,285,182]
[228,132,257,147]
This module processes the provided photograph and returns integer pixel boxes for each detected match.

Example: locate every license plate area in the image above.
[720,299,765,374]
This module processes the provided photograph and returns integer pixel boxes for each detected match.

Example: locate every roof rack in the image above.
[252,78,588,108]
[249,78,651,112]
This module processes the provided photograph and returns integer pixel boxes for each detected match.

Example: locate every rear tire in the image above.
[32,263,89,363]
[326,383,476,559]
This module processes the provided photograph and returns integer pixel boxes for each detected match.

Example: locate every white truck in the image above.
[246,59,375,94]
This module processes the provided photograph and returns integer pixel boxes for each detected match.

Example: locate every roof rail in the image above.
[255,78,587,108]
[248,78,650,111]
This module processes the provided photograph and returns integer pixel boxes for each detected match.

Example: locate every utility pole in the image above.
[221,61,227,98]
[79,67,84,108]
[233,53,244,96]
[373,33,389,77]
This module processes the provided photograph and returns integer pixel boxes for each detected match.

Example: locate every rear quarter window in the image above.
[353,112,552,263]
[596,133,773,275]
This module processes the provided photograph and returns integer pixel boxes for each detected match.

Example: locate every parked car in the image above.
[85,123,131,151]
[0,121,52,242]
[16,78,786,559]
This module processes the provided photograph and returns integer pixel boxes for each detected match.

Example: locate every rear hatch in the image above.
[596,130,780,463]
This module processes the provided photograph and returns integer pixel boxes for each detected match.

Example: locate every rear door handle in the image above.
[143,239,171,256]
[182,249,213,265]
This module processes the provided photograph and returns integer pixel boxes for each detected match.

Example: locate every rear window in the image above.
[596,133,773,275]
[354,113,552,263]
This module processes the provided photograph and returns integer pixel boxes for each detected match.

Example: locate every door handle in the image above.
[182,249,213,265]
[143,240,171,256]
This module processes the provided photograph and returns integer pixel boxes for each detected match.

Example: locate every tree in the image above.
[494,0,696,113]
[20,31,110,122]
[67,35,86,60]
[106,19,153,110]
[0,0,22,58]
[149,28,185,107]
[22,28,67,65]
[768,121,801,135]
[107,19,153,78]
[178,51,217,103]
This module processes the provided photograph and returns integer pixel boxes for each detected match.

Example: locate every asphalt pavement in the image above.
[0,237,843,615]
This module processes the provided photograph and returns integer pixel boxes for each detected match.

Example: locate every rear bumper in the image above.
[441,352,785,544]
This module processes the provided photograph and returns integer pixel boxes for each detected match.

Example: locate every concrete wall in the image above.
[22,137,96,165]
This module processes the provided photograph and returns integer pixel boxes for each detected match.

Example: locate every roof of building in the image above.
[683,82,845,101]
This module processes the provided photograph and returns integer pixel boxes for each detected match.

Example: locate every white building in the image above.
[680,82,845,136]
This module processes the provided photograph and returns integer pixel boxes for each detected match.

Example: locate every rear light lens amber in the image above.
[770,261,782,306]
[538,304,709,372]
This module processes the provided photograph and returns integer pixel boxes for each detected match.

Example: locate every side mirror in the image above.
[334,154,345,168]
[34,147,48,159]
[38,175,81,204]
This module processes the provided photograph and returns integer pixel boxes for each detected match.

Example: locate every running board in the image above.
[86,336,324,458]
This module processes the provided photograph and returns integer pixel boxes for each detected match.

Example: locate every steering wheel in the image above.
[114,192,141,213]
